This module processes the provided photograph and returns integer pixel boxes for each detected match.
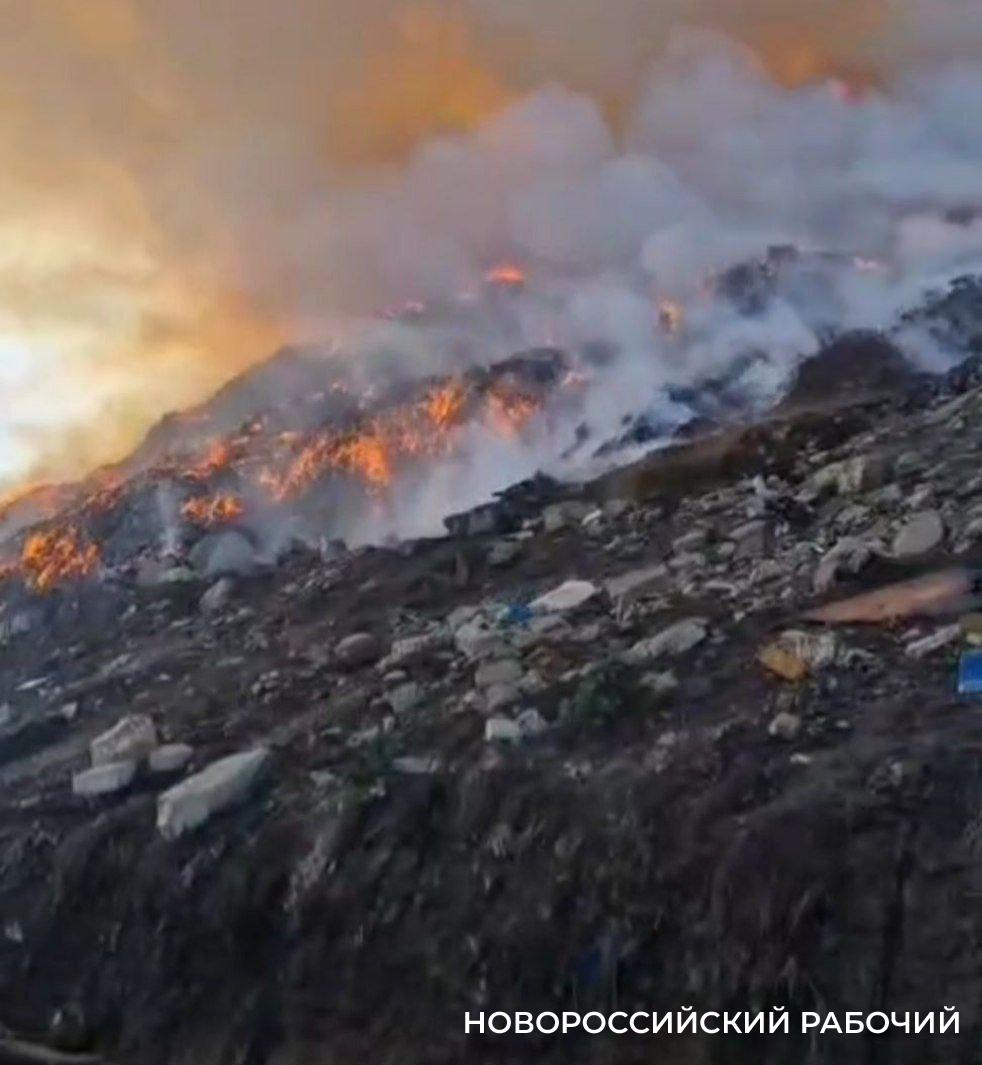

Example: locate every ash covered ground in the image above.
[5,274,982,1063]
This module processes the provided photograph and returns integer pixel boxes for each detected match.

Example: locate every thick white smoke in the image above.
[6,1,982,545]
[268,27,982,541]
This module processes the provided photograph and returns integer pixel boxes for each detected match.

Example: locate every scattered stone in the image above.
[485,683,521,712]
[487,540,522,568]
[905,623,962,659]
[604,565,668,608]
[444,501,514,538]
[813,454,890,496]
[640,671,679,696]
[200,577,234,614]
[626,618,708,663]
[475,658,523,689]
[189,530,260,577]
[730,519,771,560]
[157,748,271,840]
[136,560,197,588]
[516,708,549,737]
[454,618,506,660]
[90,714,158,768]
[768,712,803,741]
[381,630,450,669]
[391,756,439,775]
[673,528,708,553]
[892,510,945,558]
[485,718,522,743]
[335,632,381,669]
[813,537,876,594]
[73,760,137,797]
[148,743,194,774]
[542,501,592,534]
[530,579,599,614]
[386,682,423,714]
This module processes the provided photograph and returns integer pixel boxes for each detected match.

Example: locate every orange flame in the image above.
[484,385,541,438]
[486,264,527,288]
[187,439,236,482]
[20,526,101,593]
[261,380,471,500]
[181,494,245,527]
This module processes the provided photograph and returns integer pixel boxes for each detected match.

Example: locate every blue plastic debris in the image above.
[502,603,534,627]
[958,651,982,694]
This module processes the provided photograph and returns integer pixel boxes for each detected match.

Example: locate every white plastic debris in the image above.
[529,580,599,614]
[157,748,270,840]
[90,714,158,767]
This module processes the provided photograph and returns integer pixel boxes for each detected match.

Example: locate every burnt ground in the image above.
[4,353,982,1063]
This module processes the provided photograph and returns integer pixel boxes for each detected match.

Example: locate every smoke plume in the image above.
[3,0,982,508]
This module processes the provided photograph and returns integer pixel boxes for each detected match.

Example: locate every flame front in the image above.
[20,527,101,593]
[181,494,245,527]
[261,380,471,500]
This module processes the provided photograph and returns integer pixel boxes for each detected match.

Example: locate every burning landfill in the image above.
[8,2,982,1064]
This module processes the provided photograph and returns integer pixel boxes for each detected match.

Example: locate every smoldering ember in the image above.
[9,3,982,1064]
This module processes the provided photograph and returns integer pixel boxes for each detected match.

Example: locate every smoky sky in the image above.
[2,0,982,496]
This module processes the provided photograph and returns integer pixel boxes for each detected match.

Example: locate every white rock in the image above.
[454,618,506,660]
[603,565,668,608]
[475,658,523,689]
[626,619,708,663]
[380,630,449,669]
[769,713,802,741]
[516,708,549,737]
[640,671,679,695]
[487,540,522,567]
[387,682,423,714]
[485,718,522,743]
[334,632,381,668]
[905,624,962,659]
[893,511,944,558]
[90,714,158,768]
[200,577,234,614]
[530,579,599,614]
[157,748,270,840]
[542,501,592,533]
[392,756,439,775]
[148,743,194,774]
[485,683,521,712]
[73,760,136,797]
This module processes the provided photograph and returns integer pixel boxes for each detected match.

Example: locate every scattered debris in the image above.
[529,579,599,614]
[89,715,158,768]
[73,760,137,798]
[157,748,271,839]
[806,570,976,624]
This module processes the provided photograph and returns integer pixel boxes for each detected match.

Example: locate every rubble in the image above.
[893,510,945,557]
[334,632,382,668]
[90,714,158,767]
[157,748,271,840]
[905,624,963,659]
[148,743,194,774]
[8,280,982,1063]
[73,760,137,797]
[768,712,803,741]
[625,618,708,662]
[529,579,599,613]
